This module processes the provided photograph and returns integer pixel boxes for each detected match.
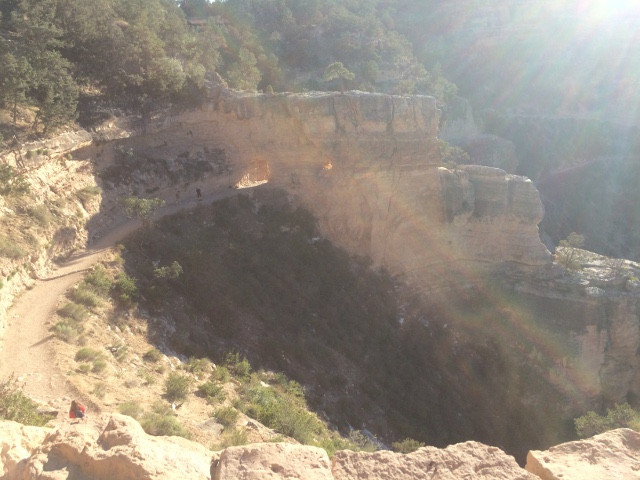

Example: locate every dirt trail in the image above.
[0,188,244,416]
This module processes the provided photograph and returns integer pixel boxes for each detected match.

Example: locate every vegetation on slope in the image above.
[114,189,570,463]
[0,0,455,140]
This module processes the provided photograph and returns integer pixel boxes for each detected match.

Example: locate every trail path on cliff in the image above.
[0,187,244,418]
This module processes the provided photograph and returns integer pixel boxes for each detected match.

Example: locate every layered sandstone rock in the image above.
[212,443,332,480]
[331,442,539,480]
[526,428,640,480]
[4,414,213,480]
[0,421,51,477]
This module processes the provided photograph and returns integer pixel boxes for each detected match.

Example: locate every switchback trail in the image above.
[0,187,245,417]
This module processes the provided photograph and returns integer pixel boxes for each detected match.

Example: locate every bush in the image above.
[225,352,251,381]
[77,363,91,374]
[392,438,426,454]
[211,366,230,383]
[213,428,248,450]
[92,382,107,398]
[119,401,142,419]
[53,320,81,343]
[187,357,212,379]
[164,373,192,402]
[83,266,112,296]
[58,302,88,322]
[213,406,239,427]
[75,347,102,362]
[0,376,49,426]
[92,359,107,373]
[238,378,323,444]
[143,348,162,363]
[69,287,102,308]
[112,273,138,308]
[197,381,226,404]
[575,403,640,438]
[141,412,190,438]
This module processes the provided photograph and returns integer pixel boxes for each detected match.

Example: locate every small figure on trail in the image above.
[175,190,180,201]
[69,400,86,420]
[196,188,202,199]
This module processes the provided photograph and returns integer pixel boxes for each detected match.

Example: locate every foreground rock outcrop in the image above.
[526,428,640,480]
[1,415,213,480]
[1,416,537,479]
[331,442,538,480]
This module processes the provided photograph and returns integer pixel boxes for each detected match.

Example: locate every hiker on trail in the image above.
[175,190,180,201]
[196,188,202,199]
[69,400,86,420]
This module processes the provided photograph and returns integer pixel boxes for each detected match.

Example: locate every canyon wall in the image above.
[124,89,551,287]
[2,88,638,423]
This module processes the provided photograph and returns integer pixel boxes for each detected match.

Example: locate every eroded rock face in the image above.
[213,443,332,480]
[119,90,550,288]
[4,414,214,480]
[0,421,51,477]
[331,442,539,480]
[525,428,640,480]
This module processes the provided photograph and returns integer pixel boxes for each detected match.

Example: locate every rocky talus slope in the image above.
[2,416,637,480]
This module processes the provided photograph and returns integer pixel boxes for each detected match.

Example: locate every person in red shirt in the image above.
[69,400,86,420]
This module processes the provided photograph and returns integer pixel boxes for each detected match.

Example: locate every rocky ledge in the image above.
[2,415,638,480]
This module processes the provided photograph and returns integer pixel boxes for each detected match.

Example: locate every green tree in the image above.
[0,52,33,124]
[323,62,355,92]
[557,232,585,270]
[0,164,29,196]
[226,48,262,91]
[122,196,165,229]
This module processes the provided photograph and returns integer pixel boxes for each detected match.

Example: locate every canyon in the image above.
[0,87,639,466]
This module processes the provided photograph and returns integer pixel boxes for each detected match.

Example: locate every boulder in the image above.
[331,441,538,480]
[526,428,640,480]
[212,442,332,480]
[4,414,214,480]
[0,421,51,476]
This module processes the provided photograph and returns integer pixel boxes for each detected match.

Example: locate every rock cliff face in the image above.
[118,89,551,290]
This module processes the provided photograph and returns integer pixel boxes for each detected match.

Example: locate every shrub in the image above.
[112,273,138,308]
[213,406,239,427]
[575,403,640,438]
[0,376,49,426]
[211,366,230,383]
[69,287,101,308]
[143,348,162,363]
[140,412,190,438]
[238,379,322,444]
[187,357,212,379]
[77,363,91,374]
[83,266,112,296]
[164,373,192,402]
[197,381,226,404]
[75,347,101,362]
[119,401,142,419]
[213,428,248,450]
[92,359,107,373]
[225,352,251,381]
[392,438,426,454]
[58,302,88,322]
[53,320,81,343]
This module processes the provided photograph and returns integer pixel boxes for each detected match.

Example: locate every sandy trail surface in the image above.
[0,188,243,415]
